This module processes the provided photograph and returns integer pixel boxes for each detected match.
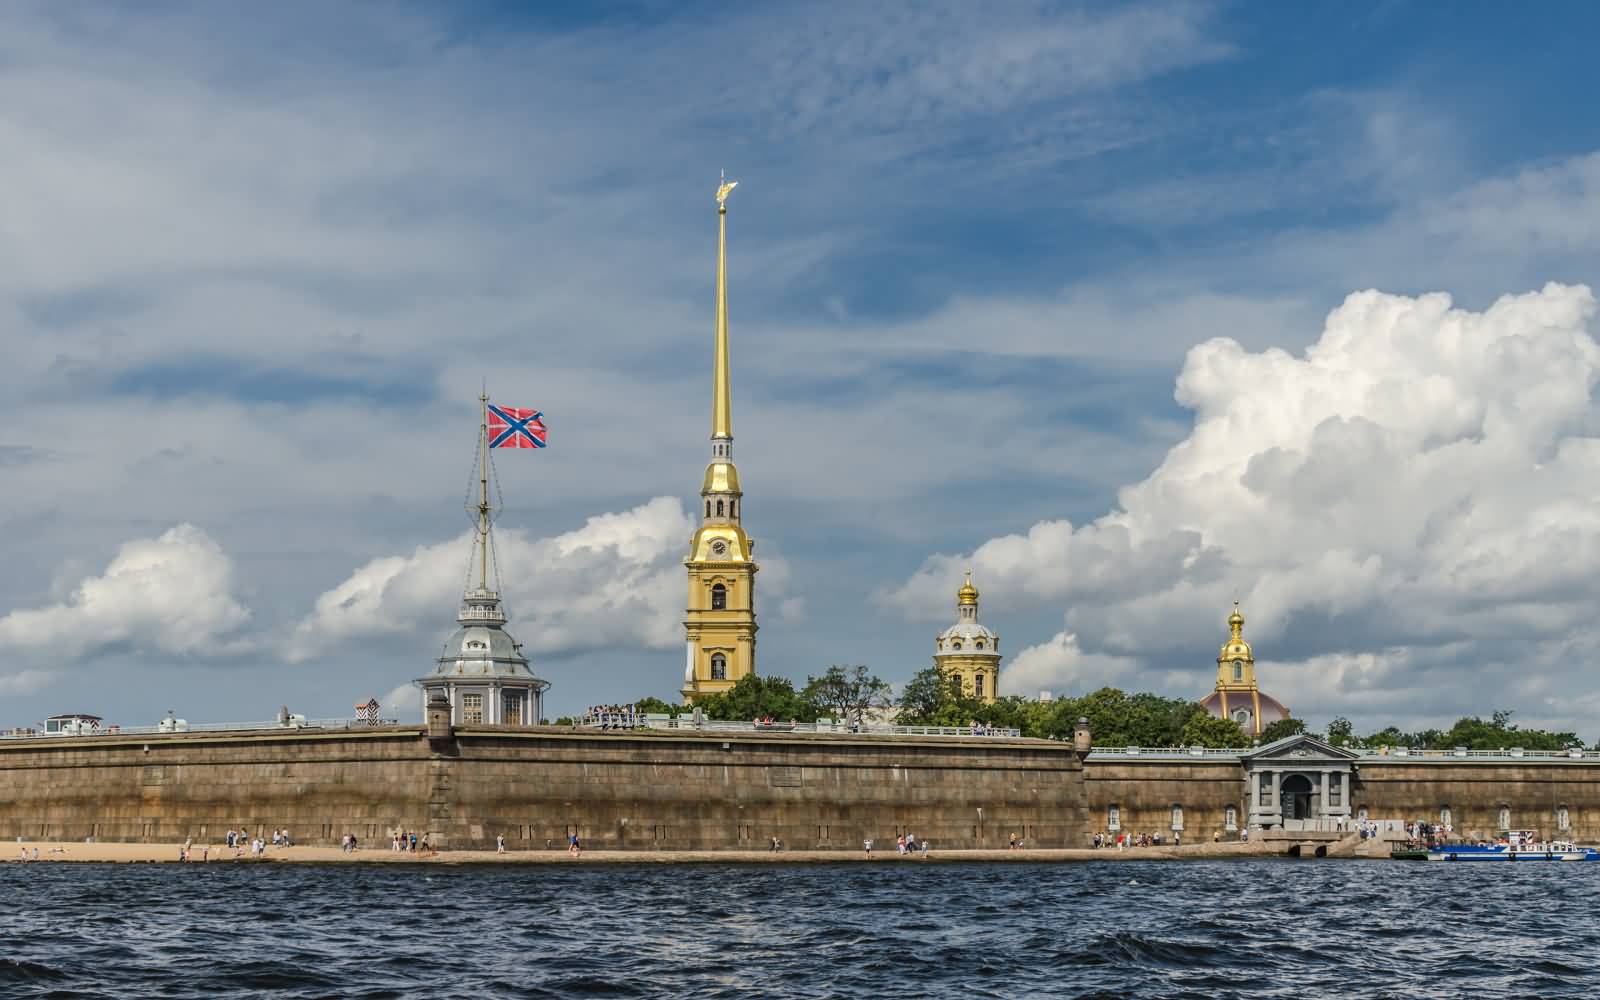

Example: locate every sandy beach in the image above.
[0,839,1286,865]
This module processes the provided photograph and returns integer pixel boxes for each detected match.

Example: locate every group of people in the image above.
[1093,831,1182,848]
[585,705,644,730]
[340,833,361,852]
[224,828,285,855]
[391,830,430,853]
[861,834,931,856]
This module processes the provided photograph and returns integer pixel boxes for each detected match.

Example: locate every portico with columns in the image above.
[1241,734,1359,829]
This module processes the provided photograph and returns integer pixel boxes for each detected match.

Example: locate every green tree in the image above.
[1258,718,1307,743]
[632,697,682,717]
[1179,712,1250,748]
[804,665,893,726]
[696,674,821,723]
[895,667,983,727]
[1325,716,1355,746]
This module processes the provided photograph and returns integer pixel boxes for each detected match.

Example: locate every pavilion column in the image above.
[1317,770,1328,820]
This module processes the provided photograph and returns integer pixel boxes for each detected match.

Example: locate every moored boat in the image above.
[1426,830,1599,862]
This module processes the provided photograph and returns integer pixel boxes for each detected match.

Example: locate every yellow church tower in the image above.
[1198,602,1290,736]
[933,573,1002,704]
[682,175,758,702]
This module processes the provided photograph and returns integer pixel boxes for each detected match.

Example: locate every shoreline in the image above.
[0,840,1328,865]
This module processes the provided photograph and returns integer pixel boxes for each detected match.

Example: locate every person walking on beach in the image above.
[497,834,506,855]
[568,833,581,856]
[864,838,873,857]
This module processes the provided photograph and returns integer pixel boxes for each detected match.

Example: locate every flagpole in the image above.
[478,386,490,592]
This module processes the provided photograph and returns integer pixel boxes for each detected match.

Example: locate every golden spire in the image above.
[958,571,979,606]
[1228,601,1244,641]
[712,172,736,441]
[476,388,493,591]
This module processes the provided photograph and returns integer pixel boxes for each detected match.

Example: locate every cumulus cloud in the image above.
[288,497,788,664]
[0,524,251,659]
[888,283,1600,725]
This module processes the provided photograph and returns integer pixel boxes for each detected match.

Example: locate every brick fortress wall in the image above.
[0,725,1088,850]
[1084,757,1600,842]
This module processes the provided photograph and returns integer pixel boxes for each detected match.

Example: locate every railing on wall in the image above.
[0,718,397,741]
[578,713,1021,738]
[1087,745,1599,763]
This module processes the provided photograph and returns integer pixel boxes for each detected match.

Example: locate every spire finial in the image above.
[1228,601,1244,640]
[711,174,736,441]
[476,387,492,592]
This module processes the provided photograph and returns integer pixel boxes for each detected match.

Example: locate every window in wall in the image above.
[710,653,727,680]
[1558,805,1571,831]
[975,640,984,649]
[1329,772,1343,806]
[711,584,727,610]
[951,641,962,650]
[1233,660,1243,681]
[1170,804,1184,831]
[974,674,985,699]
[1233,708,1251,726]
[1498,806,1511,831]
[717,500,725,516]
[1225,805,1238,831]
[1107,805,1121,831]
[1259,773,1272,801]
[730,500,737,517]
[502,692,524,725]
[462,694,483,725]
[705,500,711,517]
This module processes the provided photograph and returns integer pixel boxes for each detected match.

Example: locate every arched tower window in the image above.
[717,499,725,516]
[975,640,984,649]
[1232,659,1243,682]
[711,584,727,610]
[705,500,711,517]
[730,500,737,517]
[951,641,962,650]
[710,653,727,680]
[974,674,985,698]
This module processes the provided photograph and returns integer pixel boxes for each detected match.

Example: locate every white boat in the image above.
[1427,830,1598,862]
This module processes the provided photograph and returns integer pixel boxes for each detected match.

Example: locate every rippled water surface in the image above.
[2,859,1597,998]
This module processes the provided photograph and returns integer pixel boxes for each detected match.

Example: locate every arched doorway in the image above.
[1281,774,1314,820]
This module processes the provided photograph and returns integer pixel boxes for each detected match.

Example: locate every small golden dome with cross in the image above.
[957,572,979,606]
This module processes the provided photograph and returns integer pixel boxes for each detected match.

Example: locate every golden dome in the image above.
[701,461,742,495]
[1219,602,1253,661]
[957,572,979,606]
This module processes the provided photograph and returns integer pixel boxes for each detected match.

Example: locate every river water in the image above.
[1,859,1593,998]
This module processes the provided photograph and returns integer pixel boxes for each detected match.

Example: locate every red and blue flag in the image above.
[487,405,547,449]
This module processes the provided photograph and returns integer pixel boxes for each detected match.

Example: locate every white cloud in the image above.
[1003,631,1140,699]
[288,497,750,663]
[889,283,1600,726]
[381,682,421,718]
[0,524,250,659]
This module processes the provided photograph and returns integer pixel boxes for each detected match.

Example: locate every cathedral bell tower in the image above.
[682,175,758,703]
[933,573,1002,704]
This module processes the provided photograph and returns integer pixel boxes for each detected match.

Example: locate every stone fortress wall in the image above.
[0,724,1087,850]
[9,720,1600,849]
[1083,754,1600,843]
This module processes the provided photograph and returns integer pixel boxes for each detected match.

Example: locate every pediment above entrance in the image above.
[1241,733,1358,763]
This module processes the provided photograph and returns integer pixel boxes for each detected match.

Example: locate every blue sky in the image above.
[3,1,1600,735]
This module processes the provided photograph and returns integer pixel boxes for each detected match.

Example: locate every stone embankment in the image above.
[2,839,1296,864]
